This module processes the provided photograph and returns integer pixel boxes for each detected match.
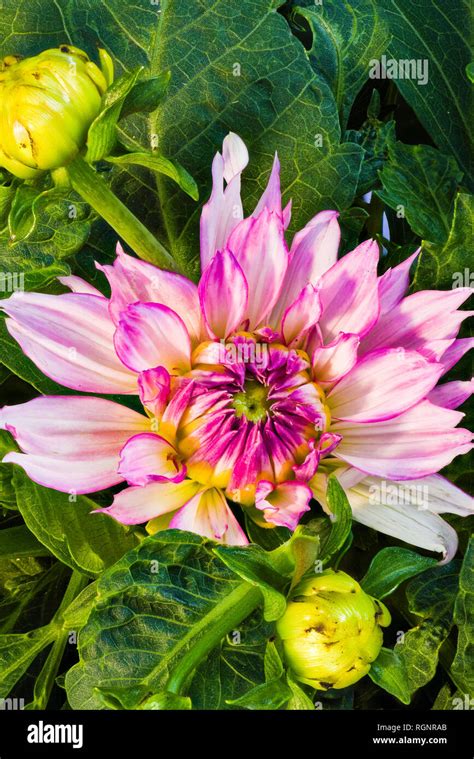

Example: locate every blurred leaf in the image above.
[451,537,474,695]
[378,0,473,188]
[361,547,437,599]
[377,141,463,243]
[291,0,390,128]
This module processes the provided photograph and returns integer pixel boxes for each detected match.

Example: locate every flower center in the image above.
[232,379,269,422]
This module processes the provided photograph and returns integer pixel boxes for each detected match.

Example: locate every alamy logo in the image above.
[369,55,429,85]
[27,721,84,749]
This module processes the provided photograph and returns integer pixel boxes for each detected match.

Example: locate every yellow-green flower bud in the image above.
[0,45,112,178]
[276,570,391,690]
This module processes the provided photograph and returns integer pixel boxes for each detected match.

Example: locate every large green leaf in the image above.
[451,537,474,695]
[291,0,390,128]
[361,547,437,599]
[152,0,364,276]
[0,626,56,698]
[12,467,137,578]
[370,560,460,703]
[65,531,273,709]
[378,0,473,188]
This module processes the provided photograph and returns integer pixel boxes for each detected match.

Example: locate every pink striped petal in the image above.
[282,285,322,345]
[198,249,248,338]
[99,479,200,525]
[377,249,419,315]
[360,287,472,357]
[58,275,103,296]
[312,332,360,385]
[170,487,248,544]
[114,302,191,374]
[318,239,380,342]
[118,432,185,486]
[1,292,137,393]
[227,208,288,330]
[270,210,340,327]
[328,348,444,422]
[428,379,474,409]
[332,400,473,479]
[97,245,202,344]
[255,480,312,530]
[137,367,170,418]
[1,396,149,492]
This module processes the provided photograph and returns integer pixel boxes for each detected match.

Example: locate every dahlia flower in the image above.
[1,133,472,555]
[276,570,391,689]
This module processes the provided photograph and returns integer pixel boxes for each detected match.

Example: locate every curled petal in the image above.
[1,292,137,394]
[118,432,186,486]
[222,132,249,183]
[114,302,191,374]
[281,285,322,346]
[428,379,474,409]
[138,366,170,419]
[327,348,444,423]
[255,480,312,531]
[198,249,248,338]
[97,244,202,343]
[170,487,248,545]
[312,332,360,385]
[58,275,103,296]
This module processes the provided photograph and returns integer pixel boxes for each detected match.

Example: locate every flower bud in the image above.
[0,45,112,178]
[276,570,390,690]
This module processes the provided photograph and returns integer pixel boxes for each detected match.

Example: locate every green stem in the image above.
[165,583,262,696]
[66,156,179,272]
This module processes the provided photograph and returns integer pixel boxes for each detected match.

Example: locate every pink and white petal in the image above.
[118,432,185,486]
[439,338,474,374]
[198,249,248,338]
[138,366,170,418]
[312,332,360,385]
[328,348,444,423]
[377,249,419,315]
[1,292,137,393]
[57,275,103,296]
[270,210,340,327]
[222,132,249,182]
[255,480,312,531]
[282,285,322,346]
[98,244,202,344]
[332,400,473,479]
[99,479,200,525]
[170,487,248,545]
[318,239,380,342]
[114,302,191,374]
[360,287,473,357]
[428,379,474,409]
[227,208,288,330]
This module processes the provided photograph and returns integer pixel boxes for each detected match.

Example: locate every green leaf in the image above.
[152,0,363,275]
[264,641,284,682]
[86,68,144,163]
[360,547,437,599]
[291,0,390,128]
[0,625,56,698]
[378,0,473,188]
[345,120,396,196]
[451,537,474,695]
[226,679,291,710]
[319,474,352,561]
[244,516,291,551]
[65,531,271,710]
[121,72,171,117]
[12,467,137,578]
[370,561,460,703]
[286,671,315,710]
[139,691,192,710]
[105,152,199,201]
[214,544,288,621]
[412,193,473,291]
[0,526,51,560]
[377,141,463,243]
[60,582,97,632]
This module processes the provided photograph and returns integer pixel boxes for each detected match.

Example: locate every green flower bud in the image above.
[0,45,113,178]
[276,570,391,690]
